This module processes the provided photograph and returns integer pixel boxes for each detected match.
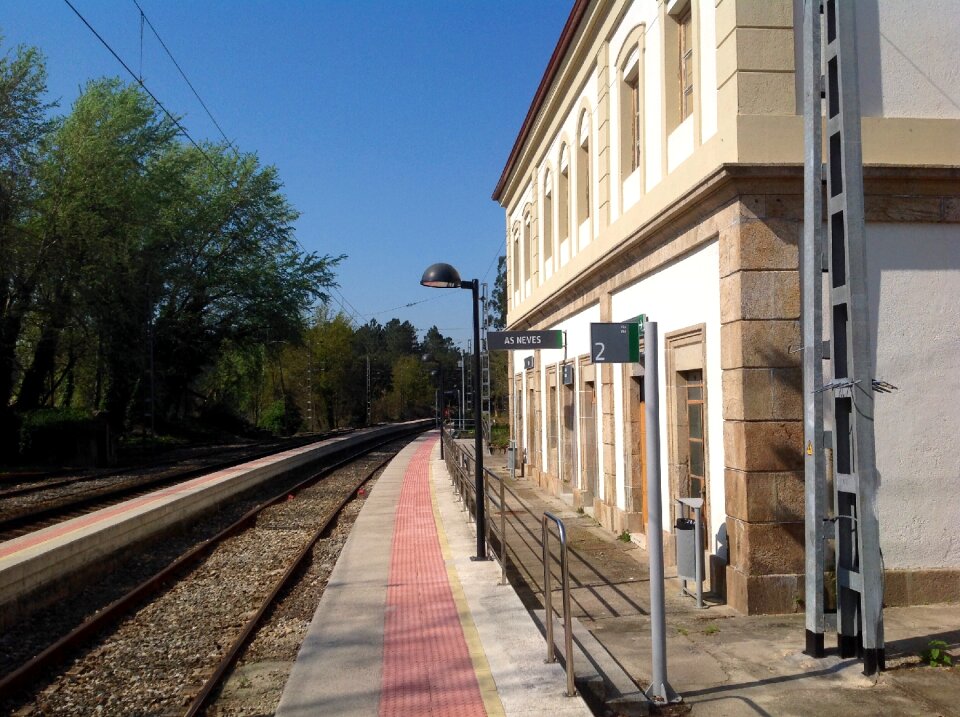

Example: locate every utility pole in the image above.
[480,282,491,447]
[365,355,371,426]
[803,0,885,675]
[802,0,827,658]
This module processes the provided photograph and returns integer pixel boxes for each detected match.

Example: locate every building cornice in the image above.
[507,163,960,330]
[491,0,591,203]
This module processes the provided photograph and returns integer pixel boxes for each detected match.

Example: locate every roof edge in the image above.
[491,0,591,204]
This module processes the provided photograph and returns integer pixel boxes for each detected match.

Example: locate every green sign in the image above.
[590,322,641,363]
[626,313,647,337]
[488,330,564,351]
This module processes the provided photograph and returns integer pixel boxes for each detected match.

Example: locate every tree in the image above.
[149,142,342,424]
[488,255,507,330]
[489,256,509,415]
[383,355,432,420]
[15,79,179,422]
[0,41,56,437]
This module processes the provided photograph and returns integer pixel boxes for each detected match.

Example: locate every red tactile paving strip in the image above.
[379,438,487,717]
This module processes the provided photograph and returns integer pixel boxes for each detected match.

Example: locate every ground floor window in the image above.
[578,357,597,502]
[665,325,709,539]
[547,367,559,475]
[622,366,646,531]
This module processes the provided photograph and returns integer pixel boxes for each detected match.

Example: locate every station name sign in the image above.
[488,330,564,351]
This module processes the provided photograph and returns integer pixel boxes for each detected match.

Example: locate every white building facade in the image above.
[494,0,960,613]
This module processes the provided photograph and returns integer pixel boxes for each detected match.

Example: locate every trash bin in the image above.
[507,440,516,476]
[675,517,697,581]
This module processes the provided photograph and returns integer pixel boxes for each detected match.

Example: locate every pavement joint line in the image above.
[429,452,506,717]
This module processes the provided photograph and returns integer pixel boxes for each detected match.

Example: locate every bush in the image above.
[259,396,302,436]
[19,408,97,464]
[490,422,510,450]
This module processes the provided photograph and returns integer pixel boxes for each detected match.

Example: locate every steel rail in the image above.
[183,447,396,715]
[0,429,417,698]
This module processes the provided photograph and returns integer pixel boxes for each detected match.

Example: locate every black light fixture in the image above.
[420,262,487,560]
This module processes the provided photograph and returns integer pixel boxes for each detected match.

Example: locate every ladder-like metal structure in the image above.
[480,282,492,446]
[803,0,884,675]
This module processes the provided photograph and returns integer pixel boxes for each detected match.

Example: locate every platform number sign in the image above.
[590,322,641,364]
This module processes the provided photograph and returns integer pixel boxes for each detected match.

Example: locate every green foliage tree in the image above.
[0,37,461,459]
[489,256,509,416]
[0,42,56,450]
[382,354,432,421]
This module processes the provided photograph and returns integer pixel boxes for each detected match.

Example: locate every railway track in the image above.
[0,434,412,716]
[0,431,348,541]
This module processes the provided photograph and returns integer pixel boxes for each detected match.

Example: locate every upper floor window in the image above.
[679,8,694,122]
[665,0,695,132]
[577,113,591,225]
[522,211,532,283]
[542,172,553,267]
[620,55,641,179]
[558,145,570,243]
[512,225,521,294]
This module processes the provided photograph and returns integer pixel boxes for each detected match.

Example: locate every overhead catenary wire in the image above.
[66,0,331,274]
[481,237,506,283]
[132,0,238,156]
[63,0,235,188]
[360,293,447,318]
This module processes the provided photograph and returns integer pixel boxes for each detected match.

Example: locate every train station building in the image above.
[493,0,960,614]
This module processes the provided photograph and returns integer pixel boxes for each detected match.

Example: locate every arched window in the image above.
[577,111,591,226]
[665,0,696,132]
[617,25,646,210]
[522,209,532,283]
[542,170,553,272]
[511,223,521,295]
[620,49,641,180]
[558,145,570,245]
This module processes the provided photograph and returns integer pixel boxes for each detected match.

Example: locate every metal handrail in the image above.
[542,512,576,697]
[441,427,510,582]
[483,466,508,585]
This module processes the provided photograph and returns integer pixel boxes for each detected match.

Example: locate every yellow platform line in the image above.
[430,458,506,717]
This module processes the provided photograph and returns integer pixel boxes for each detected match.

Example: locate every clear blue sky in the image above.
[4,1,571,347]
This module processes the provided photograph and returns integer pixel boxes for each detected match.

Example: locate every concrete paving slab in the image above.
[430,448,593,716]
[468,443,960,717]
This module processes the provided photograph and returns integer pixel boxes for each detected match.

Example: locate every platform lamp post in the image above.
[420,262,487,561]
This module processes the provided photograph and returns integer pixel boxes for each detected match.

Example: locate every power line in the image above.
[132,0,238,155]
[482,237,506,283]
[327,287,363,327]
[65,0,328,267]
[360,293,447,318]
[63,0,233,187]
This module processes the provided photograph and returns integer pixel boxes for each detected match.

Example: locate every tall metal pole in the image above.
[802,0,827,658]
[469,279,487,560]
[643,321,679,705]
[460,356,466,433]
[824,0,884,674]
[439,363,445,459]
[365,355,371,426]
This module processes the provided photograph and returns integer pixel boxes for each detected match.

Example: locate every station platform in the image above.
[275,429,960,716]
[275,432,592,717]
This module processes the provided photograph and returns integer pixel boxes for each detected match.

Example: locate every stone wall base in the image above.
[726,567,803,614]
[727,566,960,615]
[883,568,960,607]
